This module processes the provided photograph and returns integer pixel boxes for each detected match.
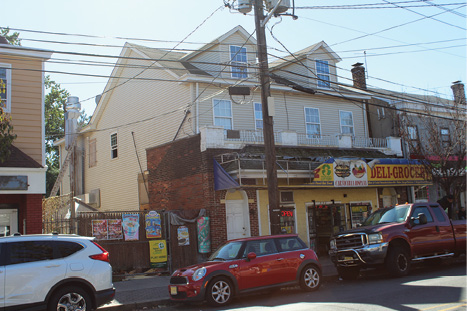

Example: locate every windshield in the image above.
[362,205,410,226]
[208,241,243,261]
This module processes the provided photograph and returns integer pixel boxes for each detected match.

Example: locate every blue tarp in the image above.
[213,160,240,191]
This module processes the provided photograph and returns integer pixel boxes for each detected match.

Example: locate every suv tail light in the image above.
[90,241,110,263]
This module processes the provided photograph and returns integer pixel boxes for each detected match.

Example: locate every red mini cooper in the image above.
[168,234,321,306]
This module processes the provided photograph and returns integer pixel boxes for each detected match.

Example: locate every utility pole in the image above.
[253,0,281,234]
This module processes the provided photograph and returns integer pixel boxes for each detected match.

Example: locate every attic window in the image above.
[316,60,330,89]
[230,45,248,79]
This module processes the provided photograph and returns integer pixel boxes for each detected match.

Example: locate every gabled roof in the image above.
[270,41,341,70]
[182,25,256,62]
[0,145,42,168]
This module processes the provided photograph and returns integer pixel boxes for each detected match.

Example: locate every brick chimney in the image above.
[351,62,367,89]
[451,81,466,105]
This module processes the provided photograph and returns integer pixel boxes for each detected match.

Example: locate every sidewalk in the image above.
[98,256,338,311]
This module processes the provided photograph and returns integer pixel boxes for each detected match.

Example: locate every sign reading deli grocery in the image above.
[312,158,431,188]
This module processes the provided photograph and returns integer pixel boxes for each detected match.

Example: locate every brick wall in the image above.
[0,193,42,234]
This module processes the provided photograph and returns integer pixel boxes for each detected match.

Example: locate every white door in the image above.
[226,201,250,240]
[0,209,18,236]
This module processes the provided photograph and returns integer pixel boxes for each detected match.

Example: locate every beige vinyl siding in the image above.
[187,44,222,78]
[7,56,44,164]
[83,49,191,211]
[197,83,366,137]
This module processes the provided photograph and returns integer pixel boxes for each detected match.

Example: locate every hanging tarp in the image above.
[213,159,240,191]
[312,158,431,187]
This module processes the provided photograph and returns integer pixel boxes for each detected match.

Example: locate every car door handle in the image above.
[276,258,284,261]
[436,226,440,233]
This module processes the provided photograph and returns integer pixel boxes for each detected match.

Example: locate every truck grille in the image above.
[335,234,366,250]
[170,276,188,285]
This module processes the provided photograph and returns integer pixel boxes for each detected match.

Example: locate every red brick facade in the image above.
[0,193,43,234]
[146,135,259,250]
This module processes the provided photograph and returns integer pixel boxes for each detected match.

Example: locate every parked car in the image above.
[168,234,321,306]
[329,203,467,280]
[0,233,115,311]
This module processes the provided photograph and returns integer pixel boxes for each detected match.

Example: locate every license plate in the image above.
[170,286,178,295]
[344,256,354,261]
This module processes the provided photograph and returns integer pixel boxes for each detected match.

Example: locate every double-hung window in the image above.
[230,45,248,79]
[254,102,263,129]
[316,60,330,89]
[110,133,118,159]
[0,64,11,113]
[213,99,233,130]
[440,128,450,148]
[407,125,420,151]
[339,111,354,135]
[305,107,320,138]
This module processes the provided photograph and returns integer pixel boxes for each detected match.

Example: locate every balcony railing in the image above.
[224,129,388,149]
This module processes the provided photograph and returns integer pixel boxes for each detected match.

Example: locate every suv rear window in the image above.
[56,241,84,258]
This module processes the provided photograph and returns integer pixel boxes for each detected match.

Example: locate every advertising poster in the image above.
[107,219,123,240]
[333,159,368,187]
[92,220,108,240]
[122,214,140,241]
[149,240,168,269]
[177,226,190,246]
[145,211,162,239]
[197,217,211,253]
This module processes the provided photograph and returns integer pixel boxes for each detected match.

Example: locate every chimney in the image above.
[451,81,466,106]
[351,62,367,90]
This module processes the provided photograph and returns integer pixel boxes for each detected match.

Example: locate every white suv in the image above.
[0,233,115,311]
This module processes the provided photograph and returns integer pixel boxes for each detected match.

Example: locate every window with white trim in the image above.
[339,111,354,135]
[316,60,330,89]
[230,45,248,79]
[213,99,233,130]
[110,133,118,159]
[407,125,420,151]
[254,102,263,129]
[0,64,12,113]
[305,107,321,138]
[440,128,450,148]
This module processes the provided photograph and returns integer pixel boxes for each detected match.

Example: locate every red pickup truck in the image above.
[329,202,466,280]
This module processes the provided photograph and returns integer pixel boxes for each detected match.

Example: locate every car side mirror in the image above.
[246,252,256,261]
[418,213,427,225]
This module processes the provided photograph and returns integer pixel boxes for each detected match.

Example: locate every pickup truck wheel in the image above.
[386,246,411,277]
[206,277,234,307]
[337,266,360,280]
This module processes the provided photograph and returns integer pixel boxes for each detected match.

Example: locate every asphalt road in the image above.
[141,257,466,311]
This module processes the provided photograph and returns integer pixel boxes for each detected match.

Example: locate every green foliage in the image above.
[0,108,17,163]
[0,27,21,45]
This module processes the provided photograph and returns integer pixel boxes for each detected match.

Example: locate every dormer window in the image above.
[230,45,248,79]
[316,60,330,89]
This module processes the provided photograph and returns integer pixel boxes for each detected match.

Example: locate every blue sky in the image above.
[2,0,465,116]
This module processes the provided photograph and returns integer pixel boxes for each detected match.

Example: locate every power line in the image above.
[296,1,466,10]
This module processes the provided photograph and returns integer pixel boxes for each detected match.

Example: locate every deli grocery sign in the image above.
[312,158,431,188]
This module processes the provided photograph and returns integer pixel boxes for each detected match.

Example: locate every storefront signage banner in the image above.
[312,158,431,187]
[145,211,162,239]
[149,240,168,268]
[122,214,140,241]
[197,217,211,253]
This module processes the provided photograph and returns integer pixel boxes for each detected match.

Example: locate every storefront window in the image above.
[279,206,295,234]
[349,203,372,228]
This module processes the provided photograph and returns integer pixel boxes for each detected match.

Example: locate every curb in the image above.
[98,274,340,310]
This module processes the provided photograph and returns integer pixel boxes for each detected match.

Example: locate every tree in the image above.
[0,27,21,45]
[398,97,466,219]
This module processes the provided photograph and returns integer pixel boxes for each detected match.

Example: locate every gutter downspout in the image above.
[196,83,199,134]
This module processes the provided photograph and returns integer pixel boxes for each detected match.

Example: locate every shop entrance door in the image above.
[0,208,18,236]
[308,203,346,256]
